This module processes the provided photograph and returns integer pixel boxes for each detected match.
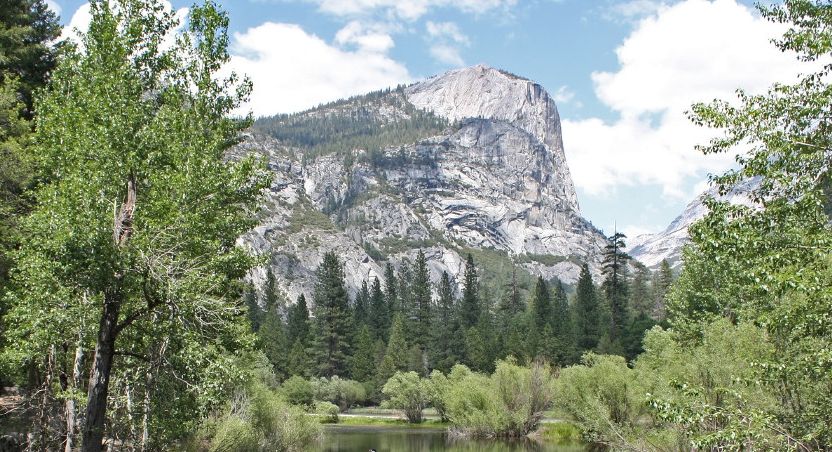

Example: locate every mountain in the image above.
[234,65,608,302]
[628,178,761,269]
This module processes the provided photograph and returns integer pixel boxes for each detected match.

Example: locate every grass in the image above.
[336,416,449,429]
[538,421,584,445]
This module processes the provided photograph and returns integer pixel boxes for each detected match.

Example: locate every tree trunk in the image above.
[37,345,56,451]
[81,175,136,452]
[65,338,84,452]
[80,290,121,452]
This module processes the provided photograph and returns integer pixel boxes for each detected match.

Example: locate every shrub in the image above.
[281,375,314,407]
[205,379,321,451]
[554,353,649,448]
[208,416,258,452]
[381,371,430,423]
[311,376,367,412]
[441,359,555,437]
[425,370,450,422]
[314,401,339,423]
[636,321,783,450]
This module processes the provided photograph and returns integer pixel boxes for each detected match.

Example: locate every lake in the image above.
[314,425,587,452]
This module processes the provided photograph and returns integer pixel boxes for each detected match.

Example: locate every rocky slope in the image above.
[628,178,761,269]
[236,65,608,303]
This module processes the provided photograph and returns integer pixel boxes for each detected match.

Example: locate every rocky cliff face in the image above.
[628,178,761,269]
[237,65,608,303]
[404,65,578,212]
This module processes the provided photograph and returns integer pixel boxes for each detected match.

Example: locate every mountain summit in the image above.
[406,65,578,211]
[238,65,607,302]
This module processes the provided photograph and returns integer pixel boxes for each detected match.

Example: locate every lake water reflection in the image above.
[315,425,587,452]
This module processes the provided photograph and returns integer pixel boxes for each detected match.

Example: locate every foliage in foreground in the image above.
[192,362,321,452]
[381,359,556,438]
[666,0,832,448]
[1,0,269,449]
[554,320,807,450]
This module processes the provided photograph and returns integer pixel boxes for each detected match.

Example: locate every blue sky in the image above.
[51,0,815,241]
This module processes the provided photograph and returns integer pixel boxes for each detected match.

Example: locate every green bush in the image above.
[554,353,649,448]
[636,320,783,450]
[281,375,314,407]
[441,359,555,437]
[381,371,430,423]
[314,401,340,423]
[208,416,258,452]
[425,370,451,422]
[204,379,321,451]
[311,376,367,412]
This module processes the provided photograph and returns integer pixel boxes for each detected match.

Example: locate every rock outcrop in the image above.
[237,65,608,303]
[628,178,761,269]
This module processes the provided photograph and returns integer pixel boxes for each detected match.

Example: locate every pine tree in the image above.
[384,262,398,319]
[431,271,459,371]
[0,0,59,291]
[464,327,489,372]
[264,267,281,313]
[574,263,600,351]
[368,276,388,340]
[353,279,370,329]
[630,263,652,317]
[551,279,572,365]
[243,286,261,332]
[529,276,553,331]
[311,252,353,377]
[350,325,376,382]
[287,294,310,346]
[259,306,288,380]
[459,253,480,329]
[411,250,432,350]
[528,276,551,357]
[0,0,60,115]
[287,339,311,377]
[602,231,630,344]
[376,313,408,386]
[496,265,523,319]
[397,261,413,336]
[622,312,655,361]
[651,259,673,320]
[503,313,528,360]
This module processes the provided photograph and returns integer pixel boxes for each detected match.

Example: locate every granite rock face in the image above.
[237,65,608,303]
[628,178,761,269]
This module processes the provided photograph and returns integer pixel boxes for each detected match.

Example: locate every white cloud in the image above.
[229,22,411,116]
[45,0,62,16]
[602,0,666,22]
[60,2,188,47]
[59,3,409,116]
[552,85,576,105]
[426,21,469,45]
[334,21,395,53]
[310,0,517,21]
[60,2,90,42]
[563,0,819,198]
[429,44,465,66]
[425,21,469,66]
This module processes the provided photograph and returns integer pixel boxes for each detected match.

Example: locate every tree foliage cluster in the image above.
[372,359,556,437]
[0,0,314,450]
[251,246,673,406]
[554,1,832,449]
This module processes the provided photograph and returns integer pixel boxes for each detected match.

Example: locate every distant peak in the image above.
[440,64,530,82]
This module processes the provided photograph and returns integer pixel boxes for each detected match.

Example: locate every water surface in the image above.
[315,425,586,452]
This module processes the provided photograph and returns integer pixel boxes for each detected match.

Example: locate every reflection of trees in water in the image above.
[318,425,584,451]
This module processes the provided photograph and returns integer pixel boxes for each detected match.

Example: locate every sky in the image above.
[48,0,819,240]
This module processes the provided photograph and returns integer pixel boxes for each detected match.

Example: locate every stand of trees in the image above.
[251,247,673,396]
